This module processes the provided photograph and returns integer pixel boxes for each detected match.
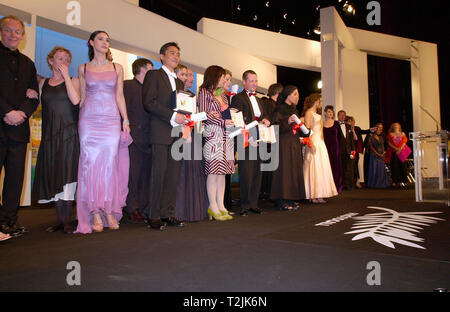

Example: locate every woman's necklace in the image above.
[92,59,109,66]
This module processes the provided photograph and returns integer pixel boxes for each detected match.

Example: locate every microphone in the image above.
[419,105,441,132]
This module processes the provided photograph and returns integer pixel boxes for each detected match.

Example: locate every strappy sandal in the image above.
[106,214,119,230]
[93,213,104,232]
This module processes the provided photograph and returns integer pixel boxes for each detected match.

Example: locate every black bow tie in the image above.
[340,122,345,125]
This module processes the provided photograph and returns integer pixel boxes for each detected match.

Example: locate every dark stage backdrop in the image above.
[368,55,414,135]
[277,56,415,138]
[140,0,448,130]
[276,66,321,114]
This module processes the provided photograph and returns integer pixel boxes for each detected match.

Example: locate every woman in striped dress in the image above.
[198,65,235,221]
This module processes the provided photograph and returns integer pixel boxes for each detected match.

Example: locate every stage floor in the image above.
[1,188,449,292]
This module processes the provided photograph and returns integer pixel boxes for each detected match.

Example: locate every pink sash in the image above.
[397,144,412,162]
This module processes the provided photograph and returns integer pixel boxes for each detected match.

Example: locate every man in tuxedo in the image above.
[124,58,153,223]
[337,110,356,190]
[0,16,39,237]
[142,42,187,230]
[230,70,271,216]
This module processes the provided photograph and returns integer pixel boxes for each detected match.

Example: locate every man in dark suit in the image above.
[261,83,283,124]
[124,58,154,223]
[142,42,187,230]
[0,16,39,237]
[230,70,271,216]
[337,110,356,190]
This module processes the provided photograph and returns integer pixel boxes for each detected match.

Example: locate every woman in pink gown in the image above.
[75,31,130,234]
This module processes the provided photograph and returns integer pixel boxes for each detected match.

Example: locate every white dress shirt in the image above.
[247,90,261,119]
[162,65,177,91]
[340,121,347,138]
[161,65,179,127]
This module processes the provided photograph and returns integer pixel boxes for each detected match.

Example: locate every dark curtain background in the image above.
[368,55,414,135]
[276,66,321,114]
[140,0,448,130]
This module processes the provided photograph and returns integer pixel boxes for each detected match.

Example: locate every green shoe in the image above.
[208,207,227,221]
[220,210,233,220]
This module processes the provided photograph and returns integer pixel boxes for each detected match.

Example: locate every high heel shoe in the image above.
[208,207,227,221]
[106,214,119,230]
[219,210,233,220]
[93,213,104,233]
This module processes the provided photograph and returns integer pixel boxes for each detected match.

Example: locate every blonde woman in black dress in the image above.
[32,46,80,234]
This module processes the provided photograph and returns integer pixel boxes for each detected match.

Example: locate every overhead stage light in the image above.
[343,2,356,15]
[313,22,321,35]
[312,18,321,35]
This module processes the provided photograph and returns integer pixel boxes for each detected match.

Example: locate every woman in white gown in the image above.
[302,93,338,203]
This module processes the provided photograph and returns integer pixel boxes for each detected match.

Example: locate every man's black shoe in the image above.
[239,210,249,217]
[161,217,184,227]
[46,223,64,233]
[147,219,166,230]
[250,207,263,214]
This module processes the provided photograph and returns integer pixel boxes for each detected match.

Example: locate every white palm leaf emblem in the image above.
[344,207,445,249]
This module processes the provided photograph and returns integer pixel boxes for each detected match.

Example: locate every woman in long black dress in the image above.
[322,105,344,194]
[270,85,309,210]
[32,46,80,233]
[175,66,209,222]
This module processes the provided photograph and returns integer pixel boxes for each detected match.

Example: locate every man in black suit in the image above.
[261,83,283,124]
[124,58,154,223]
[0,16,39,237]
[142,42,187,230]
[337,110,356,190]
[230,70,271,216]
